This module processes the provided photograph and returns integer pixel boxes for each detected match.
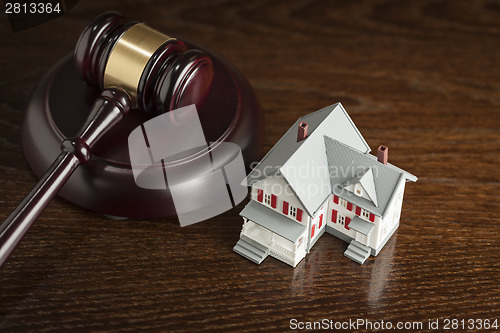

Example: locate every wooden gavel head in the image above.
[74,11,214,114]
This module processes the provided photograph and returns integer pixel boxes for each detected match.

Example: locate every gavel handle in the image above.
[0,151,80,267]
[0,88,131,268]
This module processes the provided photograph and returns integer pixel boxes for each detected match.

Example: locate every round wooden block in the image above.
[22,44,263,218]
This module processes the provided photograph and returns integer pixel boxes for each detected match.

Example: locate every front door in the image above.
[355,232,367,245]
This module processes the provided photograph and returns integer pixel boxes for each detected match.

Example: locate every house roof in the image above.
[245,103,371,217]
[325,136,417,217]
[245,103,370,186]
[244,103,417,218]
[349,216,375,235]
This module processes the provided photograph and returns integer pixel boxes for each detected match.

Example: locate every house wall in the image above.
[250,174,313,264]
[309,197,328,248]
[366,216,381,250]
[268,232,308,267]
[251,174,310,227]
[374,177,406,252]
[326,193,389,250]
[326,194,358,240]
[245,170,409,265]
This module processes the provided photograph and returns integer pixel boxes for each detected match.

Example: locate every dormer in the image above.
[341,167,379,207]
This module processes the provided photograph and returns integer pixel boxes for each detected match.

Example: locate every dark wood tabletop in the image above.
[1,1,499,331]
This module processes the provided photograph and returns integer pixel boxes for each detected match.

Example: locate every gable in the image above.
[244,103,370,188]
[280,130,331,217]
[279,103,371,216]
[341,167,379,207]
[251,173,306,214]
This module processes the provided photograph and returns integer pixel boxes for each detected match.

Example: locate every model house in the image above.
[233,103,417,266]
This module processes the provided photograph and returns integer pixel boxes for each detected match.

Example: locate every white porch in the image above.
[236,201,307,267]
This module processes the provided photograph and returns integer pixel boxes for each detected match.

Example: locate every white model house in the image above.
[233,103,417,266]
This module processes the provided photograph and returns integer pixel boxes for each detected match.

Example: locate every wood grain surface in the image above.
[0,0,499,331]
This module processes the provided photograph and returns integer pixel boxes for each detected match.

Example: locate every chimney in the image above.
[297,121,308,142]
[377,145,388,165]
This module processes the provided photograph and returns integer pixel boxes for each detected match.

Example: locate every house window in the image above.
[318,214,323,229]
[355,184,362,196]
[264,194,271,205]
[340,198,347,208]
[338,214,345,227]
[290,206,297,218]
[362,209,370,219]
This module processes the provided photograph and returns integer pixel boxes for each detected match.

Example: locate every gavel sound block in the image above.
[21,14,263,219]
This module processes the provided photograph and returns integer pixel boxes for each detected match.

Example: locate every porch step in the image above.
[344,240,371,265]
[233,235,269,264]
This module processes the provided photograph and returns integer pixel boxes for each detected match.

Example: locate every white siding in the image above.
[310,197,328,243]
[251,174,310,227]
[326,194,357,239]
[374,179,406,250]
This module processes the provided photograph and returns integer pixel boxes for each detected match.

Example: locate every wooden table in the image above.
[1,1,499,331]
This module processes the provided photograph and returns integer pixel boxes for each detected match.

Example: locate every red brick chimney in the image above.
[297,121,308,142]
[377,145,388,165]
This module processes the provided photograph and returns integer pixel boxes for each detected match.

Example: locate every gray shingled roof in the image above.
[325,136,416,217]
[349,216,375,235]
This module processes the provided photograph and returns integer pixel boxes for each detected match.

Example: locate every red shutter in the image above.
[345,217,351,230]
[355,206,361,215]
[347,202,353,211]
[331,209,337,223]
[271,194,277,208]
[296,208,303,222]
[257,189,263,202]
[311,224,315,238]
[319,215,323,229]
[369,213,375,222]
[333,195,339,204]
[282,201,289,214]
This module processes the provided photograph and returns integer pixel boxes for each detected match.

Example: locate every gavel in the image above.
[0,11,214,268]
